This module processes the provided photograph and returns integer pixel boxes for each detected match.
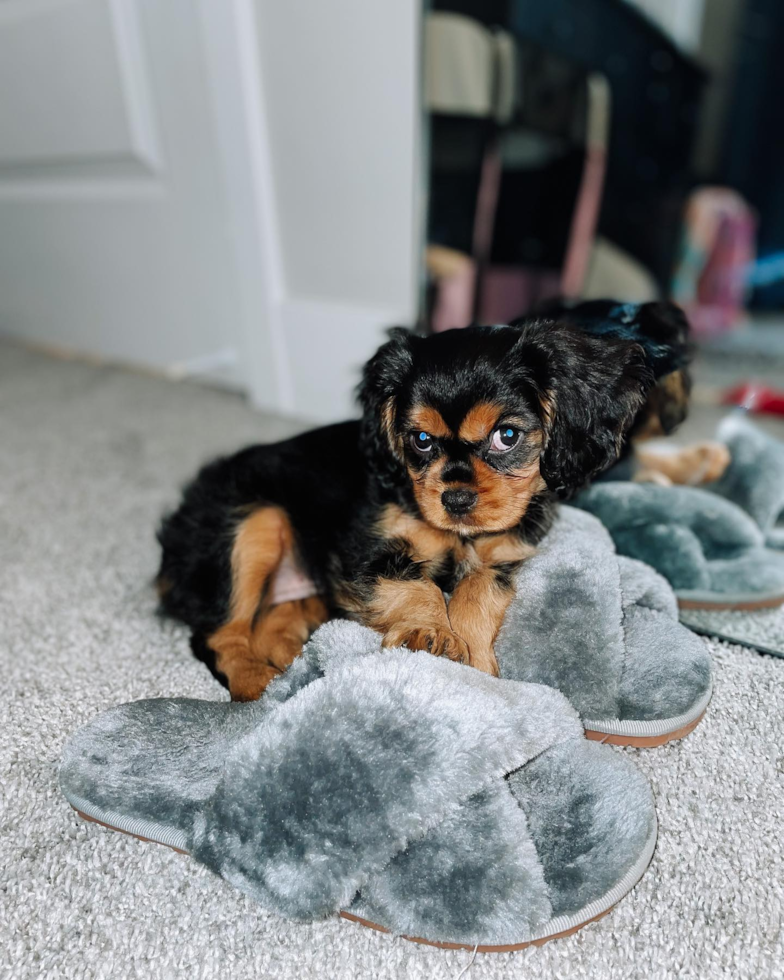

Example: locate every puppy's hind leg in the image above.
[242,596,329,697]
[634,442,731,486]
[206,506,289,701]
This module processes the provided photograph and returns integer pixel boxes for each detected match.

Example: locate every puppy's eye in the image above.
[490,426,521,452]
[410,431,433,453]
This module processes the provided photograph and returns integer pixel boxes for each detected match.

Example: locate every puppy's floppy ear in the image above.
[357,327,417,490]
[519,321,654,498]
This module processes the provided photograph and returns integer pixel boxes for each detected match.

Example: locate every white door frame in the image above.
[198,0,293,415]
[197,0,422,422]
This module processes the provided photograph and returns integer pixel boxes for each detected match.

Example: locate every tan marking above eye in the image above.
[407,406,451,439]
[458,402,505,442]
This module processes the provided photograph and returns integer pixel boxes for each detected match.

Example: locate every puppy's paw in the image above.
[691,441,731,484]
[636,441,731,486]
[634,468,673,486]
[228,662,282,702]
[469,647,500,677]
[382,624,470,664]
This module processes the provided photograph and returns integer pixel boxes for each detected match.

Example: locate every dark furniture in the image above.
[430,0,708,291]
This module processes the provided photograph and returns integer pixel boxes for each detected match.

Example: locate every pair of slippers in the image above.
[577,415,784,656]
[60,506,712,951]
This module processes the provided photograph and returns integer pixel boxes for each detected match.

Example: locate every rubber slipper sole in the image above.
[678,593,784,611]
[584,710,705,747]
[339,906,617,952]
[69,803,657,953]
[582,682,711,748]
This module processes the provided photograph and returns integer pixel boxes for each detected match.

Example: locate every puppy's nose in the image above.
[441,488,478,516]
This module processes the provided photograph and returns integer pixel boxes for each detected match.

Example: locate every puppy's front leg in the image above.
[363,545,469,664]
[447,537,533,676]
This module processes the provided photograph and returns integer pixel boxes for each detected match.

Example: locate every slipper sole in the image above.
[581,681,711,748]
[584,710,705,747]
[69,802,656,953]
[339,906,616,952]
[677,593,784,611]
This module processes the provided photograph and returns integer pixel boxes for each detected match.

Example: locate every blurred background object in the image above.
[425,0,708,322]
[423,0,784,418]
[1,0,784,424]
[671,187,756,339]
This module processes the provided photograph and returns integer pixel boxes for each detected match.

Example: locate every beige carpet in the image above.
[1,340,783,980]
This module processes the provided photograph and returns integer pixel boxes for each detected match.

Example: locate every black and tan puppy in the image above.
[157,313,659,701]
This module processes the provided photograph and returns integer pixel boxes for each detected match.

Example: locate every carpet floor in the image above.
[1,340,783,980]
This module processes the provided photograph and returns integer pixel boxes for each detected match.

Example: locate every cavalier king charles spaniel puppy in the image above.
[157,301,691,701]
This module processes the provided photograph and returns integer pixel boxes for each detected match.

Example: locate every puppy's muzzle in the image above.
[441,488,478,516]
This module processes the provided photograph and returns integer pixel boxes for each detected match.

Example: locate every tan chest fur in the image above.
[378,504,535,583]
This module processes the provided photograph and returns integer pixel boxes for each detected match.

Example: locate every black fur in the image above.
[530,299,693,441]
[530,299,691,381]
[157,422,367,635]
[492,561,522,591]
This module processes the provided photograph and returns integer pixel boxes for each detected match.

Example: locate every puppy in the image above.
[539,299,730,486]
[528,299,693,442]
[157,314,656,700]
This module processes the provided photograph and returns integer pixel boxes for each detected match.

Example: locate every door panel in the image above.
[0,0,159,175]
[0,0,256,392]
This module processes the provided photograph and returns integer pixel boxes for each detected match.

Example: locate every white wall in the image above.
[250,0,421,420]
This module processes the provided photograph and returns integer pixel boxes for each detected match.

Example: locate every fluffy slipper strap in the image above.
[186,629,581,919]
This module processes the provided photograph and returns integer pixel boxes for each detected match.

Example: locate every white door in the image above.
[0,0,421,420]
[0,0,257,391]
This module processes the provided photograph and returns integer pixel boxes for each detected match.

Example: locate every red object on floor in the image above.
[721,383,784,415]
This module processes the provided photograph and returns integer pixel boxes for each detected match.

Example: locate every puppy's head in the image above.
[359,322,653,534]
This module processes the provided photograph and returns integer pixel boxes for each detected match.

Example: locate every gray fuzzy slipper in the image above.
[496,507,712,746]
[673,416,784,656]
[575,482,784,610]
[60,622,656,952]
[709,414,784,551]
[677,604,784,659]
